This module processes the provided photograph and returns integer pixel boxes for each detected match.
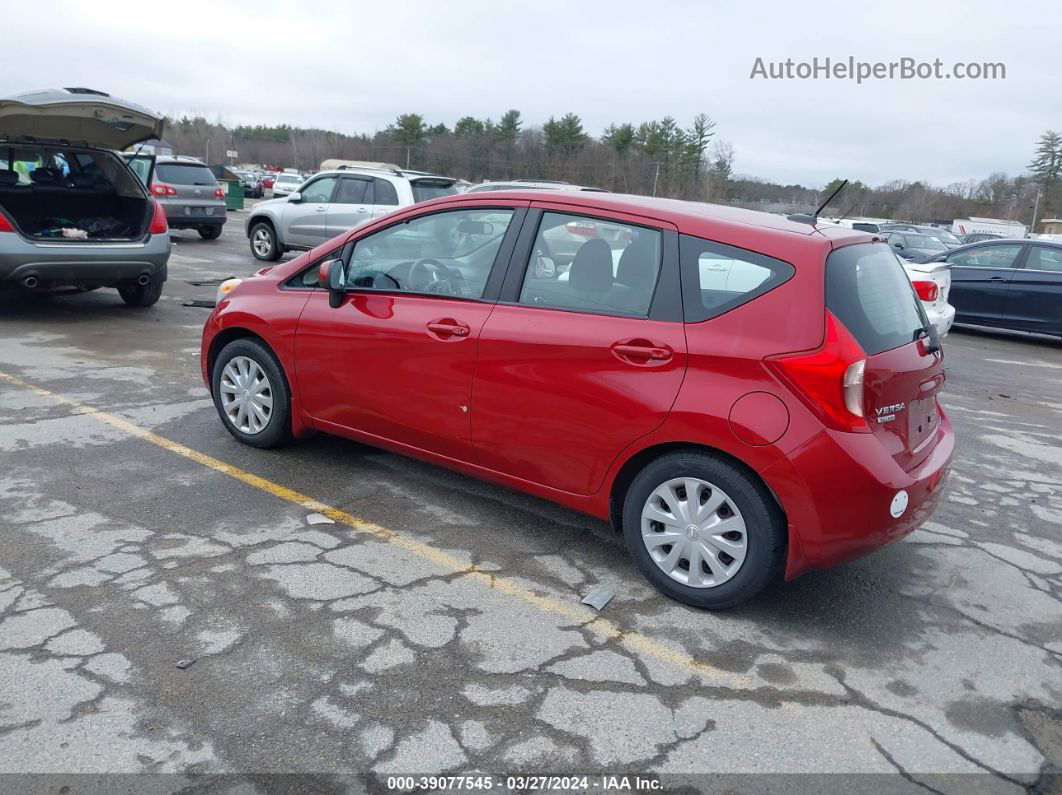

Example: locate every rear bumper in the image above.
[160,201,227,228]
[928,303,956,337]
[0,233,171,286]
[767,408,954,578]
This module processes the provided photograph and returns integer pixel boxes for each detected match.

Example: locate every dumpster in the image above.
[222,179,244,211]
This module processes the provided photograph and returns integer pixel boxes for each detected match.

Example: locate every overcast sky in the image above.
[4,0,1057,187]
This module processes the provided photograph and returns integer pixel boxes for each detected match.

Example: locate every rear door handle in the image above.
[987,275,1006,281]
[612,343,672,362]
[426,321,470,338]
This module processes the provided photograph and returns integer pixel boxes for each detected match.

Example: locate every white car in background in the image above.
[271,172,304,198]
[901,257,955,337]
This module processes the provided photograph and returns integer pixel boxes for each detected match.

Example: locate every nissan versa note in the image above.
[201,191,954,608]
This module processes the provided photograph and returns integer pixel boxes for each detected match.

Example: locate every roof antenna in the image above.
[789,179,847,225]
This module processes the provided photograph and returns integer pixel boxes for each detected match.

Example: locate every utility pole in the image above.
[1031,186,1042,234]
[651,162,660,197]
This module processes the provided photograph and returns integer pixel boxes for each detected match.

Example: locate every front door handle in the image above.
[612,343,672,362]
[987,275,1005,281]
[314,205,326,212]
[426,320,470,338]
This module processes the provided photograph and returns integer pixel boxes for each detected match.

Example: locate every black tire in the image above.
[118,279,163,307]
[621,451,786,610]
[198,225,223,240]
[250,221,281,261]
[211,338,291,449]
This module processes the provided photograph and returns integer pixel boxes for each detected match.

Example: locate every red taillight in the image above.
[148,199,168,235]
[565,222,597,237]
[214,187,225,199]
[151,183,177,197]
[912,280,939,302]
[0,211,13,233]
[766,311,870,433]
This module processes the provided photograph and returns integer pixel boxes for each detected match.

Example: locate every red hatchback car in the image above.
[201,192,954,608]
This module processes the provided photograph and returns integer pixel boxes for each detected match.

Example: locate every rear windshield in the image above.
[412,181,458,202]
[154,163,218,186]
[276,174,301,183]
[826,242,928,356]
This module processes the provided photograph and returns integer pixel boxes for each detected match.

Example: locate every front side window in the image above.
[1024,246,1062,273]
[299,176,337,203]
[948,244,1023,268]
[680,235,793,322]
[344,208,514,298]
[518,212,662,317]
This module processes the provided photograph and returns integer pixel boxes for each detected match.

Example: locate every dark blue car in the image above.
[925,239,1062,338]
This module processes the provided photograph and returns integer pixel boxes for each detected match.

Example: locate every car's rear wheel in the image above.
[622,451,785,609]
[199,225,223,240]
[211,338,291,448]
[117,279,163,307]
[250,222,281,261]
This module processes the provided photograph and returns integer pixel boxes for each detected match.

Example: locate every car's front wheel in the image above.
[622,451,785,609]
[250,221,281,261]
[211,338,291,448]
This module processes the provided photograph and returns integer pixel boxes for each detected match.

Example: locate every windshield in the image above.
[155,163,218,186]
[928,230,960,244]
[411,181,458,202]
[905,234,947,250]
[826,242,929,355]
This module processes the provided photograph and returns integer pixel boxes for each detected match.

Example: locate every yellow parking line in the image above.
[0,369,757,689]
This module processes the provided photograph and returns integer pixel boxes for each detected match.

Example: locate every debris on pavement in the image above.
[581,586,615,611]
[175,659,196,670]
[306,512,336,526]
[182,300,217,308]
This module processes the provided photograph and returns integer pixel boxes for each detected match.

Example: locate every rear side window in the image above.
[826,242,927,356]
[374,178,399,206]
[155,163,218,186]
[680,235,794,322]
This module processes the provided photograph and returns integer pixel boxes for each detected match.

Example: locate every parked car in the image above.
[126,154,226,240]
[235,170,264,198]
[245,167,458,261]
[271,172,303,198]
[915,226,963,248]
[923,239,1062,337]
[261,174,276,190]
[465,179,606,193]
[203,191,953,609]
[886,230,950,263]
[901,258,955,337]
[959,232,1003,244]
[0,87,170,306]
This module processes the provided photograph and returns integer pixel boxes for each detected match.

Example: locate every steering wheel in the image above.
[409,258,455,293]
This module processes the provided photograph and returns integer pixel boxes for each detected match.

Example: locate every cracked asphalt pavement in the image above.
[1,212,1060,792]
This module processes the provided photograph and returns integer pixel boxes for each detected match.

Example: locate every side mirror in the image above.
[288,191,302,203]
[318,259,346,308]
[893,242,904,249]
